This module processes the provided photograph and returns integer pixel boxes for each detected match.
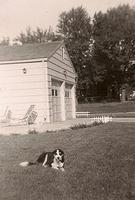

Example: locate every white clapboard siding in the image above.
[0,74,45,84]
[48,45,76,83]
[0,65,45,76]
[1,81,45,90]
[54,47,74,69]
[49,57,75,77]
[1,88,45,97]
[0,61,48,122]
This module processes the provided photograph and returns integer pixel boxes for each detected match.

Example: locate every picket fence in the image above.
[76,112,112,123]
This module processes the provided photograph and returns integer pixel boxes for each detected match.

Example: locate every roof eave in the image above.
[0,57,47,65]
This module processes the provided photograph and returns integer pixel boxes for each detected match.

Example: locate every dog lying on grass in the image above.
[19,148,65,172]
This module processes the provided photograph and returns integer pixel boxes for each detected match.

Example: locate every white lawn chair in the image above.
[10,105,38,125]
[0,106,12,123]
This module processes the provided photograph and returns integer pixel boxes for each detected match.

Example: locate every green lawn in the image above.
[0,123,135,200]
[77,101,135,117]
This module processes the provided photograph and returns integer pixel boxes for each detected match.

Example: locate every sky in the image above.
[0,0,135,40]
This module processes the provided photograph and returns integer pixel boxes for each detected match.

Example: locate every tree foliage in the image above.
[57,6,93,101]
[92,5,135,99]
[14,26,61,44]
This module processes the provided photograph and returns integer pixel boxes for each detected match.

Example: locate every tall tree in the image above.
[57,6,93,102]
[92,5,135,100]
[14,26,61,44]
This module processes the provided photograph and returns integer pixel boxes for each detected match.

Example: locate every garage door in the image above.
[65,84,73,119]
[51,80,62,122]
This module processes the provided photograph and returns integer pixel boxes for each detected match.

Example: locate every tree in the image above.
[92,5,135,100]
[14,26,61,44]
[0,37,10,46]
[57,6,93,102]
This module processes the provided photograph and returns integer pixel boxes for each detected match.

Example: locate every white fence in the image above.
[76,112,112,123]
[76,112,90,118]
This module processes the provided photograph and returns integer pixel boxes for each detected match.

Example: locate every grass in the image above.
[77,101,135,117]
[0,123,135,200]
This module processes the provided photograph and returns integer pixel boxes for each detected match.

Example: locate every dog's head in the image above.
[53,149,64,162]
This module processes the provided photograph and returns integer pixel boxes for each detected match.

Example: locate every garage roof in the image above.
[0,41,63,62]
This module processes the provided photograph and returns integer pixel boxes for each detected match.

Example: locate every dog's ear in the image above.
[57,149,64,154]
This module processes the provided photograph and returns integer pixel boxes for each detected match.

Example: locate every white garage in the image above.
[0,41,76,123]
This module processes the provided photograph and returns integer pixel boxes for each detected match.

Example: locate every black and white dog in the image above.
[19,149,65,172]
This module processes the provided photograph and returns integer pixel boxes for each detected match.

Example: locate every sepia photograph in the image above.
[0,0,135,199]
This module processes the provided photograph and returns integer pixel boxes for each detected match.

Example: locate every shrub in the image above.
[28,129,38,134]
[70,121,103,130]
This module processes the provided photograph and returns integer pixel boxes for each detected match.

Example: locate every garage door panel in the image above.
[51,79,62,122]
[65,84,73,119]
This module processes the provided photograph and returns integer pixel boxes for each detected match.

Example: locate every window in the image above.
[52,89,58,96]
[55,89,58,96]
[65,91,70,98]
[52,89,55,96]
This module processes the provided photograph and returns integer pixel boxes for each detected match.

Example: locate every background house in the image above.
[0,41,76,123]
